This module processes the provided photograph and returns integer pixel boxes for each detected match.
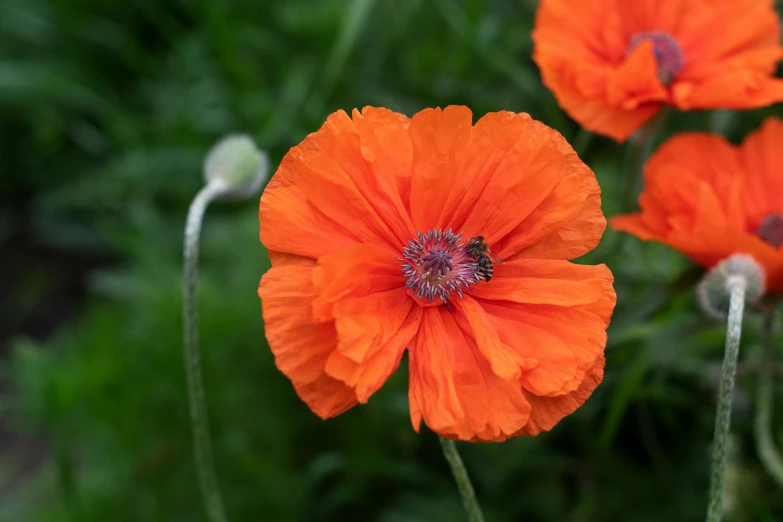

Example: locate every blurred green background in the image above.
[1,0,782,520]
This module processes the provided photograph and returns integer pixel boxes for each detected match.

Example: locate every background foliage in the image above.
[1,0,782,520]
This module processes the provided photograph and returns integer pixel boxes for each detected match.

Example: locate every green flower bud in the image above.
[204,134,269,200]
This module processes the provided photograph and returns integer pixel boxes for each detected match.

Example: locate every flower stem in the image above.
[755,310,783,488]
[184,179,230,522]
[706,275,747,522]
[621,110,668,213]
[438,437,486,522]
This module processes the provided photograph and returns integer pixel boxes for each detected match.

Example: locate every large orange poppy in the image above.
[533,0,783,142]
[258,106,615,442]
[612,117,783,292]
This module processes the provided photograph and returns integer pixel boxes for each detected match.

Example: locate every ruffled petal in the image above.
[409,106,473,231]
[446,113,567,245]
[259,183,360,260]
[739,117,783,228]
[639,133,747,228]
[450,295,534,381]
[468,260,615,322]
[325,289,422,403]
[306,242,421,404]
[351,107,415,217]
[606,40,669,109]
[258,266,357,418]
[674,72,783,111]
[408,307,532,442]
[312,243,402,322]
[538,75,661,142]
[612,125,783,292]
[516,357,606,437]
[259,109,415,259]
[479,300,609,398]
[497,130,605,261]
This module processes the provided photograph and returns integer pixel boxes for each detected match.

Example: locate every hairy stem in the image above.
[706,275,747,522]
[755,311,783,488]
[439,437,486,522]
[184,179,229,522]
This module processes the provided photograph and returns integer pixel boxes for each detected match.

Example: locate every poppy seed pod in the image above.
[205,134,269,200]
[698,254,766,319]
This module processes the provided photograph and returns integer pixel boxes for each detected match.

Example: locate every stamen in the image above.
[756,212,783,249]
[626,31,684,85]
[399,228,481,305]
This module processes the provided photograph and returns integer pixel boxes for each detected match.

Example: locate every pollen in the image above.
[400,229,481,304]
[756,212,783,248]
[626,31,684,86]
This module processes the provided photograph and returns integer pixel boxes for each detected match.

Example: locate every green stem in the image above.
[572,128,593,158]
[706,275,747,522]
[184,179,230,522]
[55,437,84,520]
[755,311,783,487]
[439,437,486,522]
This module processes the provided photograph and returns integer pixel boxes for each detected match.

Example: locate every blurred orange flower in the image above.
[612,117,783,291]
[257,106,615,442]
[533,0,783,142]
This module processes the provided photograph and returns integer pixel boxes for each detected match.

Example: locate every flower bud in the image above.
[698,254,766,319]
[204,134,269,200]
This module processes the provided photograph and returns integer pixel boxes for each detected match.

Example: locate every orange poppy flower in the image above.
[533,0,783,142]
[258,106,615,442]
[612,117,783,292]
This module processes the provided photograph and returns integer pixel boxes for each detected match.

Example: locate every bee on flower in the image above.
[258,106,615,442]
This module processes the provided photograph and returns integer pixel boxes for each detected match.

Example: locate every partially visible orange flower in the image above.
[612,117,783,292]
[257,106,616,442]
[533,0,783,142]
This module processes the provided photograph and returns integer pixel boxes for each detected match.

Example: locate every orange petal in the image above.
[351,107,415,217]
[325,290,422,403]
[407,307,531,442]
[674,72,783,111]
[664,221,783,291]
[480,300,608,398]
[260,109,415,260]
[516,357,605,437]
[470,259,616,324]
[260,183,360,260]
[468,260,612,313]
[450,295,531,380]
[258,266,357,419]
[447,113,566,245]
[606,39,669,109]
[544,77,661,142]
[739,117,783,227]
[312,243,402,322]
[499,133,606,261]
[409,106,473,231]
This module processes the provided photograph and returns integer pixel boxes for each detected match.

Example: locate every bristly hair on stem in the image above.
[183,134,267,522]
[755,308,783,488]
[706,275,747,522]
[439,437,486,522]
[184,179,230,522]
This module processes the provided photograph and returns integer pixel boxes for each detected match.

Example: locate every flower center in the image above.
[756,212,783,249]
[626,31,684,85]
[400,229,481,305]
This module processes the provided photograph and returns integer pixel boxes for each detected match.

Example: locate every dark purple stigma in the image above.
[626,31,684,85]
[756,213,783,249]
[421,249,454,277]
